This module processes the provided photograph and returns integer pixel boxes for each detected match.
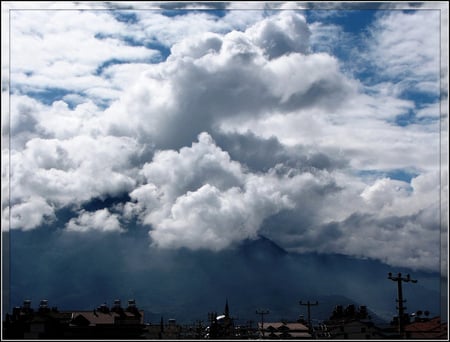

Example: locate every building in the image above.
[141,317,182,339]
[404,316,448,339]
[205,299,236,339]
[3,299,146,339]
[3,300,72,339]
[66,299,145,339]
[319,304,387,339]
[257,321,312,339]
[320,320,387,339]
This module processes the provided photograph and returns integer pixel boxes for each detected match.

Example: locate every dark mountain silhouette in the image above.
[238,234,288,259]
[7,231,442,325]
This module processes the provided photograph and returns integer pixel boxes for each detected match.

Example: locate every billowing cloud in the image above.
[10,196,55,231]
[3,6,446,274]
[360,172,439,218]
[66,208,123,233]
[9,134,140,229]
[246,10,311,58]
[101,10,356,150]
[127,133,293,250]
[261,170,441,271]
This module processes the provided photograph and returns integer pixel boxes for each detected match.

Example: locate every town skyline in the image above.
[4,292,447,339]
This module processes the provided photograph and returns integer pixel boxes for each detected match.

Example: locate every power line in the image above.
[388,272,417,336]
[300,300,318,336]
[255,309,269,338]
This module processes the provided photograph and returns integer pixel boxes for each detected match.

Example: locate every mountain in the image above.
[7,231,442,325]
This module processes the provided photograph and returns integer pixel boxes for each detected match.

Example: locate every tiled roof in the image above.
[405,317,448,339]
[70,310,144,326]
[71,311,117,326]
[259,321,311,338]
[261,322,309,331]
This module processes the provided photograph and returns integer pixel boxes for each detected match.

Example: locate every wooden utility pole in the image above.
[388,272,417,336]
[255,309,269,338]
[300,300,318,336]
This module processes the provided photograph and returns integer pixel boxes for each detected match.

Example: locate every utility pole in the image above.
[388,272,417,336]
[300,300,318,336]
[255,309,269,338]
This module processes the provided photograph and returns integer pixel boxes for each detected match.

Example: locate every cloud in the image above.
[10,196,55,230]
[364,10,440,95]
[128,132,293,250]
[125,129,441,259]
[4,7,445,272]
[246,11,311,59]
[66,208,123,233]
[360,172,440,218]
[140,132,244,198]
[108,10,439,175]
[360,178,413,210]
[320,211,440,272]
[9,134,140,230]
[104,11,356,150]
[214,131,349,173]
[261,170,441,271]
[10,10,159,105]
[149,183,288,250]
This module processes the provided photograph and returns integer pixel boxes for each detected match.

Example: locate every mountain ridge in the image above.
[7,231,442,324]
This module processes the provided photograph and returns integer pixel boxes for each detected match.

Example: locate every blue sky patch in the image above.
[20,88,73,107]
[111,10,139,24]
[307,9,378,33]
[357,168,419,183]
[95,58,133,76]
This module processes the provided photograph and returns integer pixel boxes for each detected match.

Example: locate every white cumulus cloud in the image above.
[66,208,122,232]
[128,133,293,250]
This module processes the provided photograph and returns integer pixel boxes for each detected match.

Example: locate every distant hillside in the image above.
[7,231,442,325]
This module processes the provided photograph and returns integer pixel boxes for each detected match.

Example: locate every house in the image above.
[321,319,387,339]
[320,304,387,339]
[65,299,145,339]
[3,300,72,339]
[257,321,312,339]
[404,316,448,339]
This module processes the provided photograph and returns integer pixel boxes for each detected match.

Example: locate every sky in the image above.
[1,1,449,318]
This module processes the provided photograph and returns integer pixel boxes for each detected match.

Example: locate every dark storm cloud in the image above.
[214,131,348,173]
[263,209,441,272]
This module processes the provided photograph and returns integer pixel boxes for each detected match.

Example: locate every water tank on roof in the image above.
[98,303,110,313]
